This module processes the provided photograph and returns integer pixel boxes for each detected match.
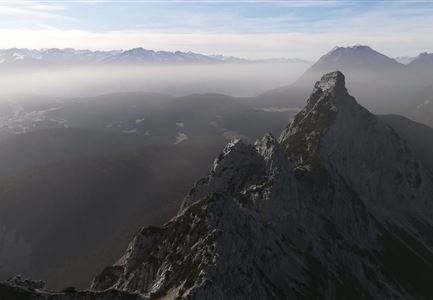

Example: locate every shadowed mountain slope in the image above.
[380,114,433,173]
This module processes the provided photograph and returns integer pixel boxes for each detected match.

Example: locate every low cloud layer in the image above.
[0,62,311,98]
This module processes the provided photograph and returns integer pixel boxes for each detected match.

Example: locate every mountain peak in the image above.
[279,71,356,166]
[417,52,433,58]
[330,45,374,53]
[305,70,356,114]
[408,52,433,69]
[314,70,345,93]
[281,71,433,213]
[327,45,383,57]
[308,45,402,74]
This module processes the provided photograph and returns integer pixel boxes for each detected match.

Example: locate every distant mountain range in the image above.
[0,48,309,66]
[3,45,433,146]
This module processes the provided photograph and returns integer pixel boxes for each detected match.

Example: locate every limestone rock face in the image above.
[280,71,433,216]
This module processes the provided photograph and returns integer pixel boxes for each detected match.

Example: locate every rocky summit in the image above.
[3,71,433,300]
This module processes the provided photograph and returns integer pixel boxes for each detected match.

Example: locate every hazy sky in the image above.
[0,0,433,59]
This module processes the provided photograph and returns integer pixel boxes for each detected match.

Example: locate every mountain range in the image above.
[2,45,433,128]
[1,44,433,298]
[3,71,433,299]
[0,48,308,67]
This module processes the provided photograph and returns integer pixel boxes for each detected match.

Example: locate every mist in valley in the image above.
[0,62,311,99]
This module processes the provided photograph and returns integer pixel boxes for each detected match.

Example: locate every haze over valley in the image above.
[1,43,433,294]
[0,49,311,97]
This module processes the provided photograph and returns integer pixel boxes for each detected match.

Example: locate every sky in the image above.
[0,0,433,60]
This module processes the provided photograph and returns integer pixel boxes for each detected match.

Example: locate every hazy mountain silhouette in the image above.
[256,45,433,117]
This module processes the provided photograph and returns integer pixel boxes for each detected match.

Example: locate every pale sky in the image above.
[0,0,433,60]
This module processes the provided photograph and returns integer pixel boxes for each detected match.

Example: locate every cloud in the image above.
[0,2,72,28]
[0,1,432,59]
